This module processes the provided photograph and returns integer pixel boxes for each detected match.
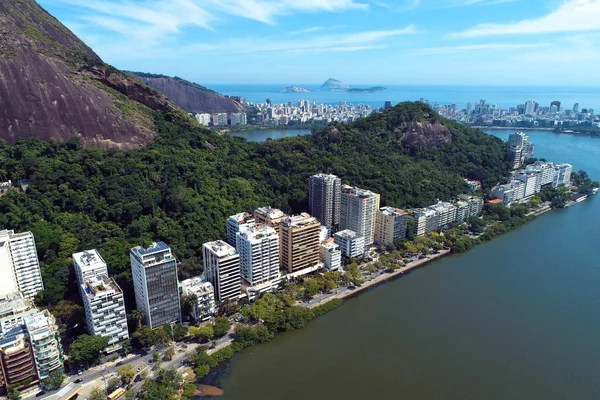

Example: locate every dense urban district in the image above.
[191,95,600,137]
[0,102,597,400]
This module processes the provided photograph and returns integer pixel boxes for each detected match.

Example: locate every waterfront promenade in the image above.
[307,249,452,309]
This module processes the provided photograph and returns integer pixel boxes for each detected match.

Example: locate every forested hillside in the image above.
[0,102,508,314]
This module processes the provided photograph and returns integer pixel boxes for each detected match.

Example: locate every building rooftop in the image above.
[334,229,363,240]
[428,202,456,213]
[238,225,278,243]
[0,292,33,318]
[321,241,340,250]
[24,310,55,337]
[81,275,121,300]
[311,173,339,180]
[228,212,255,224]
[341,185,378,199]
[132,241,171,256]
[254,206,286,219]
[73,249,106,271]
[487,199,504,204]
[380,206,408,216]
[181,277,214,294]
[280,213,319,228]
[203,240,237,257]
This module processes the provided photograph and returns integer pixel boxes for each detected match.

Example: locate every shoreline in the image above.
[307,250,452,309]
[472,126,554,131]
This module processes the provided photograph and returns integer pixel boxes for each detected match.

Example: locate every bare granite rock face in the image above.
[399,121,453,149]
[0,1,180,148]
[132,73,247,114]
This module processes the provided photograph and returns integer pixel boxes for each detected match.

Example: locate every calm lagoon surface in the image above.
[204,129,600,400]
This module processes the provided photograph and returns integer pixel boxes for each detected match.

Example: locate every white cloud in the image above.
[414,42,547,55]
[451,0,600,38]
[201,0,367,23]
[287,27,327,35]
[184,26,418,55]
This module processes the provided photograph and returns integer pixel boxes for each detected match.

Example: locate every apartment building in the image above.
[340,185,380,250]
[194,113,211,126]
[24,311,63,380]
[236,226,281,295]
[73,249,109,284]
[279,214,321,274]
[375,207,408,245]
[308,173,341,230]
[131,242,181,329]
[203,240,241,303]
[0,294,63,391]
[428,202,458,230]
[0,334,38,391]
[333,230,365,258]
[408,208,440,237]
[253,207,286,234]
[320,240,341,271]
[553,163,572,187]
[80,275,129,346]
[0,230,44,299]
[226,212,255,247]
[180,277,216,321]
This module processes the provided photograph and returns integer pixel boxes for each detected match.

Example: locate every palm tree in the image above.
[182,294,198,321]
[129,309,144,330]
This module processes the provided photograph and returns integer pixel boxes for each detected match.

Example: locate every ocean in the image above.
[209,84,600,110]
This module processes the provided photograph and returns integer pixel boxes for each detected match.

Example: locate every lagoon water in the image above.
[205,129,600,400]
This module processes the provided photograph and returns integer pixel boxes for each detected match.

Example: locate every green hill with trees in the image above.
[0,102,509,335]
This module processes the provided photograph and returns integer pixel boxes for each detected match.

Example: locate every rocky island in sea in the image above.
[320,78,387,93]
[281,85,310,93]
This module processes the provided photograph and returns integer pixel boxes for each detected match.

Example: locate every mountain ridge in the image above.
[0,0,240,148]
[130,72,247,114]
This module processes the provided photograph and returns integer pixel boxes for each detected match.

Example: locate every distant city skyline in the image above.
[39,0,600,86]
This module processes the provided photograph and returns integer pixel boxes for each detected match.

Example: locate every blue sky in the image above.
[39,0,600,85]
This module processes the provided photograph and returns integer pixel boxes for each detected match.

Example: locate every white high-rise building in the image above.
[226,212,255,247]
[229,113,247,126]
[130,242,181,329]
[553,163,572,187]
[0,240,18,296]
[180,277,216,321]
[237,226,281,295]
[0,230,43,299]
[340,185,380,251]
[524,100,536,115]
[203,240,241,303]
[80,275,129,346]
[333,230,365,259]
[73,249,108,284]
[309,173,341,230]
[320,240,341,271]
[194,113,211,126]
[428,202,458,230]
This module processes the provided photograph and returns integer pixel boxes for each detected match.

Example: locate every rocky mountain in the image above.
[0,0,187,148]
[281,85,310,93]
[320,78,350,91]
[347,86,387,93]
[131,73,247,114]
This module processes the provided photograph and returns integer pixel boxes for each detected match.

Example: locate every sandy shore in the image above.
[308,249,452,309]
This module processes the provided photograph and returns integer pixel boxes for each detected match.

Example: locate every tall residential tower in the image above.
[308,173,341,230]
[340,185,380,251]
[203,240,241,303]
[130,242,181,329]
[0,230,44,299]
